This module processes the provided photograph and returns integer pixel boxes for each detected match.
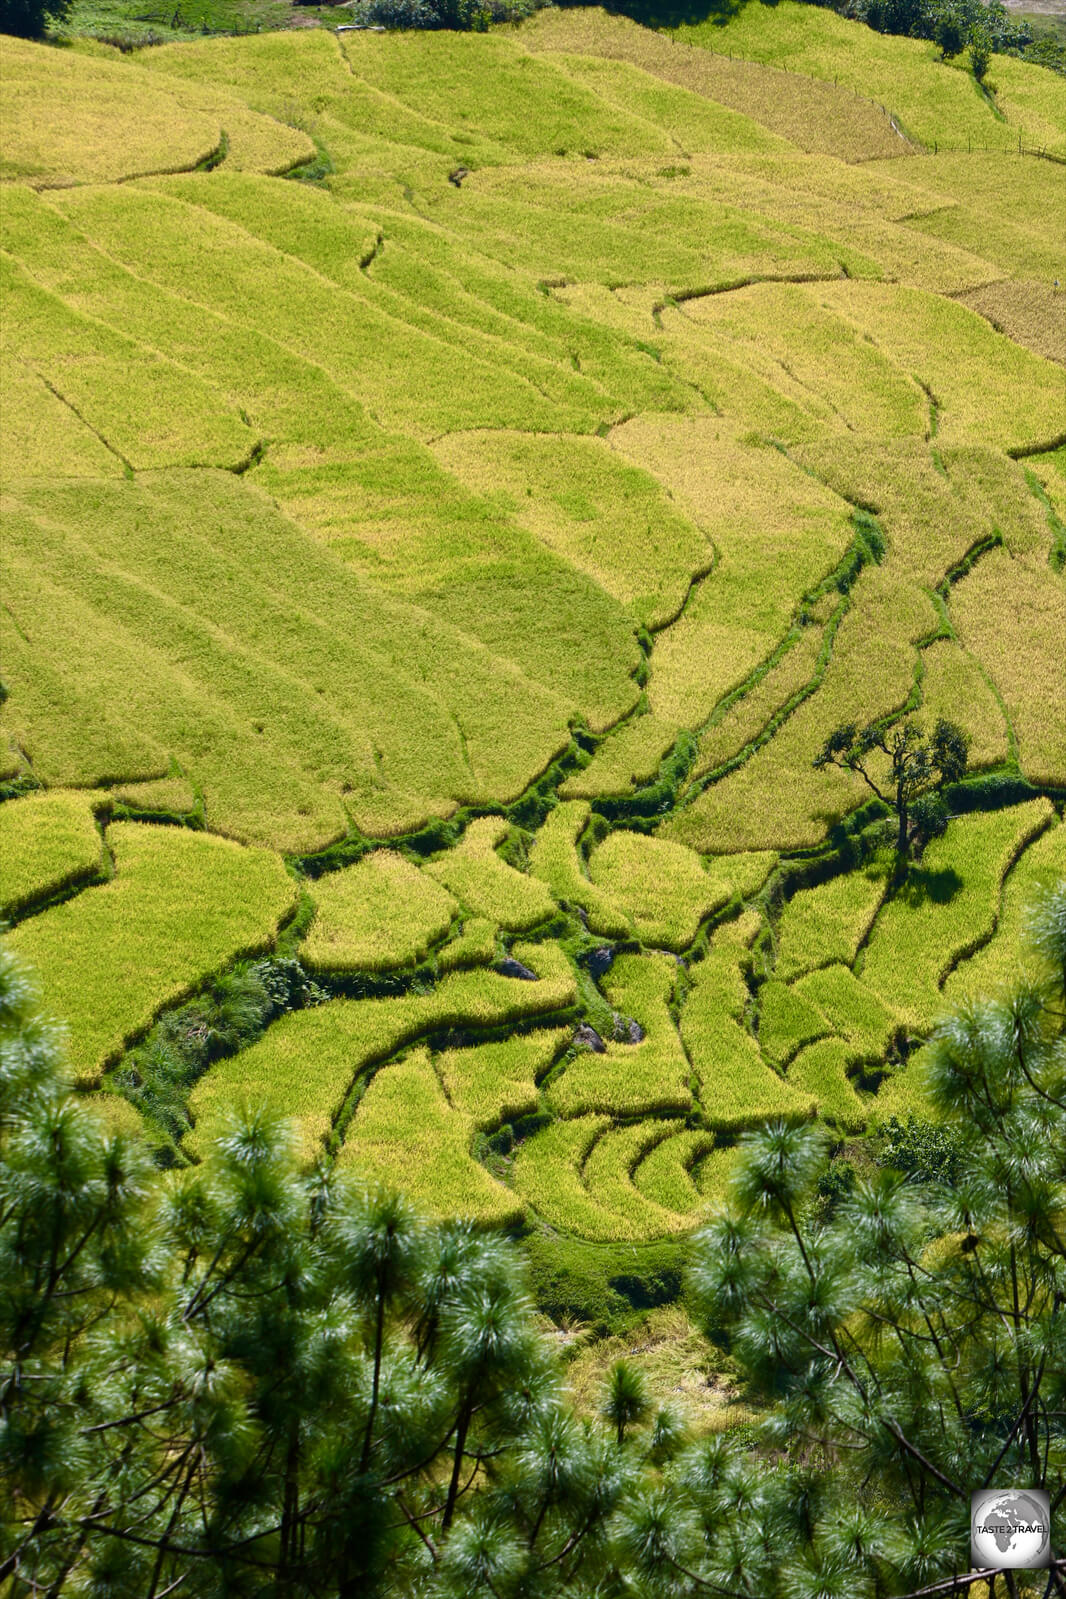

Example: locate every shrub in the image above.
[353,0,437,26]
[969,25,993,81]
[877,1113,964,1184]
[351,0,543,26]
[1024,33,1066,73]
[909,790,949,847]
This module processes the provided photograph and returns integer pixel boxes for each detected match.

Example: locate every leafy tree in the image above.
[813,715,969,859]
[969,23,993,79]
[0,0,71,37]
[935,8,966,57]
[877,1112,965,1184]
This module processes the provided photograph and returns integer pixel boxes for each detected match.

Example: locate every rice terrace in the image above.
[1,0,1066,1587]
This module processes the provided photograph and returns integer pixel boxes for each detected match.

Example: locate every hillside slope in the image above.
[1,14,1063,1241]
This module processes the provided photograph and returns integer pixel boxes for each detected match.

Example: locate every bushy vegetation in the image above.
[814,0,1064,76]
[0,0,70,38]
[351,0,545,32]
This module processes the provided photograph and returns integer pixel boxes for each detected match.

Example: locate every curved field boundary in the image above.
[859,798,1054,1028]
[511,1114,696,1242]
[519,9,911,162]
[301,850,459,973]
[6,821,299,1086]
[425,816,558,932]
[337,1047,524,1227]
[672,3,1066,159]
[0,789,107,923]
[187,941,577,1161]
[528,800,633,939]
[944,814,1066,1000]
[546,953,693,1118]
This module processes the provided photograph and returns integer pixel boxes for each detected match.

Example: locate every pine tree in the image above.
[4,875,1065,1597]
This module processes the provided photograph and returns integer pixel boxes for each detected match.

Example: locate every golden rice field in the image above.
[1,9,1063,1247]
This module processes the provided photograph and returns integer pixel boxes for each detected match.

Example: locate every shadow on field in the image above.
[556,0,776,33]
[898,866,964,907]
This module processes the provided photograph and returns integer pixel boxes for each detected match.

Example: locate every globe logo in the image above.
[971,1489,1051,1569]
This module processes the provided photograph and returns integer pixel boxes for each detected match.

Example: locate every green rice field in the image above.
[1,7,1063,1252]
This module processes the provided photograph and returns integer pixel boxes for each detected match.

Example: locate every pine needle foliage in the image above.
[683,878,1066,1597]
[4,880,1066,1596]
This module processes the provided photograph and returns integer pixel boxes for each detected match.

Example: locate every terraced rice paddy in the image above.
[944,816,1066,997]
[528,801,633,938]
[336,1048,523,1226]
[774,865,890,981]
[586,832,775,950]
[682,940,817,1128]
[0,35,223,185]
[1,13,1063,1249]
[6,822,298,1085]
[860,800,1054,1027]
[424,817,557,931]
[187,941,577,1159]
[0,789,104,918]
[301,850,457,972]
[546,953,693,1117]
[675,1,1066,155]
